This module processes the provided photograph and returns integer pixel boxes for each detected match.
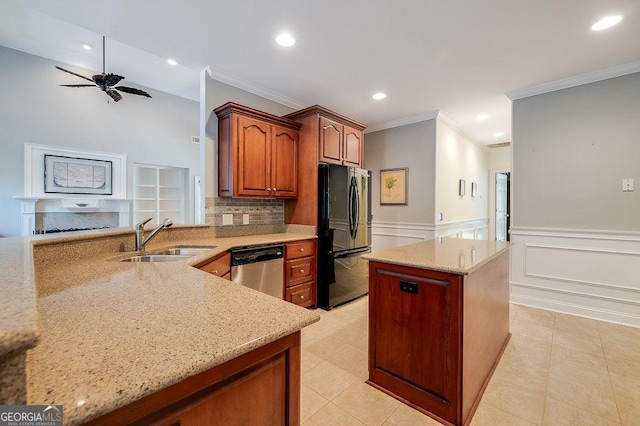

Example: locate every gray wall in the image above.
[0,46,199,237]
[512,72,640,231]
[365,120,437,224]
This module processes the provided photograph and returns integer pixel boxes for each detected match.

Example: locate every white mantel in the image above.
[15,197,132,236]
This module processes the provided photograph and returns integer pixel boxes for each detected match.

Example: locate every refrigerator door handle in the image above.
[353,176,359,239]
[348,176,359,240]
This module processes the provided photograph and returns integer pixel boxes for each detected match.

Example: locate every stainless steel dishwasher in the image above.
[230,244,284,299]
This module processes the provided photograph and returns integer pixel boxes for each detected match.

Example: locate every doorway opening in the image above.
[495,172,511,241]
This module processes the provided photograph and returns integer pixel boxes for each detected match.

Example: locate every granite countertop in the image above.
[0,227,319,425]
[362,238,511,275]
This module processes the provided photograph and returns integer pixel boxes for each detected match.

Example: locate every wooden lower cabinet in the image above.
[284,240,317,308]
[85,332,301,426]
[195,252,231,279]
[367,251,510,426]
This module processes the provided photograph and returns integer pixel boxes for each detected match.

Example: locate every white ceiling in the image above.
[1,0,639,144]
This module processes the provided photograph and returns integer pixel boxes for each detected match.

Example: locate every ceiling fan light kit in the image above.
[56,36,152,102]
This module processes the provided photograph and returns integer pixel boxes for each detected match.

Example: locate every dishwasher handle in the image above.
[230,244,284,266]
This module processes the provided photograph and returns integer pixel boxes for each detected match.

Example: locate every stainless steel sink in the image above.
[119,254,192,262]
[150,246,217,256]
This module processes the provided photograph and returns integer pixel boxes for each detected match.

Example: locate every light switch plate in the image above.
[222,214,233,226]
[623,178,634,192]
[243,214,249,224]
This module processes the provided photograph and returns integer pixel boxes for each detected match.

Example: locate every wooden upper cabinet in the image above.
[319,117,343,165]
[237,116,271,197]
[214,102,301,199]
[343,124,363,167]
[271,125,298,198]
[285,106,366,169]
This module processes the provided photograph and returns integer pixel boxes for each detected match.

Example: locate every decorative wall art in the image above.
[471,182,478,198]
[380,168,408,205]
[459,179,466,196]
[44,155,113,195]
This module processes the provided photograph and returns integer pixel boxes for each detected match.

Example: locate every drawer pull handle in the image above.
[299,248,305,252]
[300,269,305,273]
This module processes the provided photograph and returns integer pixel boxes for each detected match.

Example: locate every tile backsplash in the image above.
[35,212,119,232]
[205,197,284,227]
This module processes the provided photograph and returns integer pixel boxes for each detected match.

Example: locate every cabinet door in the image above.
[343,125,363,167]
[271,125,298,198]
[370,263,461,419]
[237,116,271,196]
[319,117,343,165]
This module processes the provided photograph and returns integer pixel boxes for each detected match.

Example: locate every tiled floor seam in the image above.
[484,401,538,425]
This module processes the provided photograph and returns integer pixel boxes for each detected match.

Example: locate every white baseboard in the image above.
[511,227,640,328]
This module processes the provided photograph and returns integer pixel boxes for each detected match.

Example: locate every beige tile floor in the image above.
[300,297,640,425]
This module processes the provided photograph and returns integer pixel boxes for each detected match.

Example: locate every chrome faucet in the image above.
[135,218,173,252]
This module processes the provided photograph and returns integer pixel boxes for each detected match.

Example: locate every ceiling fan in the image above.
[55,36,152,102]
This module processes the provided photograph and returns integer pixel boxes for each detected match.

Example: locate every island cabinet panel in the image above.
[368,262,462,422]
[367,249,511,426]
[85,332,301,426]
[215,102,301,199]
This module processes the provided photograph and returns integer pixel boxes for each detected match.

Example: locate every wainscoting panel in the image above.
[370,221,435,252]
[511,227,640,327]
[371,219,489,253]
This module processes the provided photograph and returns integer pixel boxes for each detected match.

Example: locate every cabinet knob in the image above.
[299,248,304,252]
[211,270,218,275]
[300,269,305,274]
[273,187,277,192]
[300,295,305,300]
[267,187,271,192]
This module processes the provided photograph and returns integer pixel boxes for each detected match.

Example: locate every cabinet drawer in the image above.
[285,258,313,287]
[197,252,231,278]
[285,240,315,260]
[286,283,313,308]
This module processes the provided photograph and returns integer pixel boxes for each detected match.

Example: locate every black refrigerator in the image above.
[317,164,371,310]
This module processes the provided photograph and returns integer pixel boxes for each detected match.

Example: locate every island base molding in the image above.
[511,227,640,328]
[85,332,301,426]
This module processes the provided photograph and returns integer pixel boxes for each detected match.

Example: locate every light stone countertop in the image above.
[362,238,511,275]
[0,227,319,425]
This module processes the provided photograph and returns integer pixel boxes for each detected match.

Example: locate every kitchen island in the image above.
[0,226,319,425]
[363,238,511,426]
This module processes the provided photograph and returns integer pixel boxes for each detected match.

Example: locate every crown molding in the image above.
[506,60,640,100]
[364,110,439,134]
[437,113,487,149]
[206,68,307,110]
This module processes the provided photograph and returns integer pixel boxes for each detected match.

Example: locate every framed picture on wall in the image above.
[380,168,408,205]
[44,155,113,195]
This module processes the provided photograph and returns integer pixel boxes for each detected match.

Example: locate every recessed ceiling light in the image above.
[372,92,386,100]
[476,114,489,121]
[276,33,295,47]
[591,15,623,31]
[493,131,505,137]
[167,59,178,66]
[81,42,93,51]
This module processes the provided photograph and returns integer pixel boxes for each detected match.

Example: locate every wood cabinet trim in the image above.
[284,105,366,130]
[214,102,301,131]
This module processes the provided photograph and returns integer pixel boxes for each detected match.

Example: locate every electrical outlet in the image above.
[243,214,249,224]
[222,214,233,226]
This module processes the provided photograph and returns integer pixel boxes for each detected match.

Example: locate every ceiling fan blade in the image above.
[106,89,122,102]
[55,66,94,82]
[59,84,96,87]
[103,73,125,87]
[115,86,152,98]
